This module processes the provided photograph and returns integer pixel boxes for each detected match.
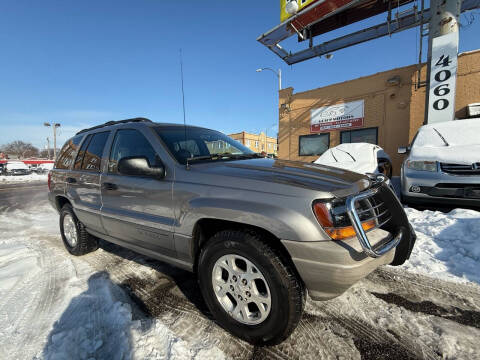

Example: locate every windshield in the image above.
[154,126,255,164]
[413,120,480,148]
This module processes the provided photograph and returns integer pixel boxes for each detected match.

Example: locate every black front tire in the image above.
[59,204,98,256]
[198,229,304,345]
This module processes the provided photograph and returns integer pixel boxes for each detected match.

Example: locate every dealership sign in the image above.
[427,31,458,124]
[311,100,364,133]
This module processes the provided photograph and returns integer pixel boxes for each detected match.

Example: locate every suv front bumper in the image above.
[282,228,397,300]
[283,183,415,301]
[402,167,480,206]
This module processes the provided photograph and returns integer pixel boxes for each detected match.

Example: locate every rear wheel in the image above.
[198,229,304,345]
[60,204,98,256]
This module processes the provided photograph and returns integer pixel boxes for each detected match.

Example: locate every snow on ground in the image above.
[0,197,225,360]
[0,186,479,359]
[0,173,48,183]
[399,207,480,284]
[389,176,480,285]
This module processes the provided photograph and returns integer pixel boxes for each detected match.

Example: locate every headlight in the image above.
[406,160,437,172]
[313,200,376,240]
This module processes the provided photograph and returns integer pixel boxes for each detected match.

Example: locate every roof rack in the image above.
[76,117,152,135]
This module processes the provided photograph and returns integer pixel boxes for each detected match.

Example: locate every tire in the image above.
[59,204,98,256]
[198,229,304,345]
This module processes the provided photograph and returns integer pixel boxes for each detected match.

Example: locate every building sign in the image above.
[427,31,458,124]
[310,100,364,133]
[280,0,319,23]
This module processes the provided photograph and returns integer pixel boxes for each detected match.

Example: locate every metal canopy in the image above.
[258,0,480,65]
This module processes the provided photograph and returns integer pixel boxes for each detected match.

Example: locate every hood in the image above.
[191,158,371,197]
[410,144,480,164]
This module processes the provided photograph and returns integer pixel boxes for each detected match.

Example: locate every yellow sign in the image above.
[280,0,318,23]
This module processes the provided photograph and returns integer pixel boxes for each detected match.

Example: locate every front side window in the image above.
[299,133,330,156]
[154,126,254,165]
[55,135,83,169]
[108,129,159,174]
[79,132,110,172]
[341,127,378,145]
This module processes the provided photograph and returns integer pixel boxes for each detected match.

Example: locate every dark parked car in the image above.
[48,118,416,344]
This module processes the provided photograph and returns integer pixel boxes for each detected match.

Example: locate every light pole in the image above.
[44,122,61,159]
[46,137,51,160]
[256,68,282,156]
[256,67,282,91]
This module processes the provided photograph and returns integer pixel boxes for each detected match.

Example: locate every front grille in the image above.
[435,183,480,189]
[356,192,392,232]
[345,185,402,258]
[441,163,480,175]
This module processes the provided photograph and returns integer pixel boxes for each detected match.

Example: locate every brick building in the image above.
[229,131,278,156]
[278,49,480,175]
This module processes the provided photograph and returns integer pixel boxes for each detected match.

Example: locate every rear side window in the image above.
[55,135,84,169]
[74,132,110,172]
[74,134,92,170]
[108,129,159,174]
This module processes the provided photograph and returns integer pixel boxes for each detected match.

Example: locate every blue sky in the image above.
[0,0,479,149]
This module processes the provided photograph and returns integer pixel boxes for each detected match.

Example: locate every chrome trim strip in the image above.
[346,188,401,258]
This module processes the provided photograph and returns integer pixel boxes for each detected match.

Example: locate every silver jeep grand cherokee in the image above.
[48,118,416,344]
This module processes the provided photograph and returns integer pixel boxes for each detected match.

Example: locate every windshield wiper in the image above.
[335,148,356,161]
[432,127,449,146]
[186,153,261,166]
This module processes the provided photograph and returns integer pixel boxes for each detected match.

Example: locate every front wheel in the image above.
[198,230,304,345]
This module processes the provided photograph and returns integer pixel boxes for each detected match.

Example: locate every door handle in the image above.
[103,182,118,190]
[66,177,77,184]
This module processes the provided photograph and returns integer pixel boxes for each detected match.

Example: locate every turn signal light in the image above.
[313,202,376,240]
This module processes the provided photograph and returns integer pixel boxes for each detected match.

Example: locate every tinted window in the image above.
[341,127,378,144]
[154,127,253,164]
[108,129,159,174]
[74,134,92,170]
[55,135,84,169]
[299,134,330,156]
[73,132,109,172]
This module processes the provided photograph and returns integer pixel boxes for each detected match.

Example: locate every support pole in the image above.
[53,125,57,160]
[46,137,51,160]
[424,0,462,124]
[278,68,282,91]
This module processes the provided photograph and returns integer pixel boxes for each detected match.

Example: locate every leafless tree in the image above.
[1,141,39,159]
[39,149,50,159]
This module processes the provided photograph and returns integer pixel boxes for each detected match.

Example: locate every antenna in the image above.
[179,49,190,169]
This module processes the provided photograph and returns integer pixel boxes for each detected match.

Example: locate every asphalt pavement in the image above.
[0,181,48,211]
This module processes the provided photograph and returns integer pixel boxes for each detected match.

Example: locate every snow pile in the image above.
[42,273,134,360]
[43,270,225,360]
[400,207,480,284]
[0,173,48,183]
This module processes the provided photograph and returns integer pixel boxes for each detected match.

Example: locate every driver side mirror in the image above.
[397,146,410,154]
[118,156,165,179]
